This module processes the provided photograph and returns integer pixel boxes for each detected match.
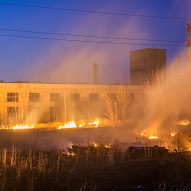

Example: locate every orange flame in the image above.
[148,136,159,139]
[178,120,190,125]
[79,123,85,128]
[88,120,99,127]
[13,124,34,130]
[58,119,99,129]
[58,121,76,129]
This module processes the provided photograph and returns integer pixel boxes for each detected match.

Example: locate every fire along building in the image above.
[0,83,143,124]
[130,48,166,85]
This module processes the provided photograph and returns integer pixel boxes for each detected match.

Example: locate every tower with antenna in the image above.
[186,17,191,63]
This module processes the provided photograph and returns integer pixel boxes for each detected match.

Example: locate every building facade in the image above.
[0,83,144,124]
[130,48,166,85]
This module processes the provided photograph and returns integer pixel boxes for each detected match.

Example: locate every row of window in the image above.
[6,93,134,102]
[7,93,18,102]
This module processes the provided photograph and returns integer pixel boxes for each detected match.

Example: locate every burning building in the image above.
[130,48,166,85]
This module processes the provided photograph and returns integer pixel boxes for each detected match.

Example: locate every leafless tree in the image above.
[101,86,132,122]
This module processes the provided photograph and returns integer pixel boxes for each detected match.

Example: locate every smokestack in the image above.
[94,64,98,84]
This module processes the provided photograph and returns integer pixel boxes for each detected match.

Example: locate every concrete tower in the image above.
[130,48,166,85]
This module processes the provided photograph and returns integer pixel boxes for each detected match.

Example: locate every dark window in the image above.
[29,93,40,102]
[50,106,59,122]
[50,106,55,122]
[108,93,117,101]
[7,93,18,102]
[7,107,18,120]
[89,93,99,102]
[70,93,80,102]
[50,93,60,102]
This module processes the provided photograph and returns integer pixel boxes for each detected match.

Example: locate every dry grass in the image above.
[0,144,191,191]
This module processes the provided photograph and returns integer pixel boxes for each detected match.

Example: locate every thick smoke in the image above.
[135,57,191,137]
[23,12,150,85]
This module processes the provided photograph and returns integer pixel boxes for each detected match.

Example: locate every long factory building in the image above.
[0,82,144,125]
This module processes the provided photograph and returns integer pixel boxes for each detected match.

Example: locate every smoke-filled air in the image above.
[1,1,191,190]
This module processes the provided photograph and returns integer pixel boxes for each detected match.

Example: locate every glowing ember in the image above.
[79,123,85,128]
[88,120,99,127]
[140,130,147,137]
[148,136,159,139]
[0,126,9,130]
[68,152,75,156]
[94,144,98,147]
[189,148,191,151]
[178,120,190,126]
[92,120,99,127]
[171,133,176,137]
[58,121,77,129]
[13,124,34,130]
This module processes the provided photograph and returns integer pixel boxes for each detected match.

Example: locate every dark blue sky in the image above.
[0,0,189,84]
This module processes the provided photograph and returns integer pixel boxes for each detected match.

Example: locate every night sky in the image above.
[0,0,189,84]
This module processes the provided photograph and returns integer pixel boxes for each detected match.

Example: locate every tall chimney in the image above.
[94,64,98,84]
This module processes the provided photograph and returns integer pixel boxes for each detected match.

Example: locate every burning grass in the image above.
[0,119,101,131]
[1,120,191,154]
[58,119,100,129]
[12,124,34,130]
[58,120,77,129]
[178,120,190,126]
[148,135,159,139]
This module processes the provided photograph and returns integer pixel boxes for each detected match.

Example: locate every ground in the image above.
[0,127,191,191]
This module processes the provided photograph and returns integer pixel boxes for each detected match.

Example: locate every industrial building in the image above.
[0,82,143,125]
[130,48,166,85]
[0,48,168,125]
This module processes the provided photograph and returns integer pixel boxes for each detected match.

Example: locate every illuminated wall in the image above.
[0,83,144,124]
